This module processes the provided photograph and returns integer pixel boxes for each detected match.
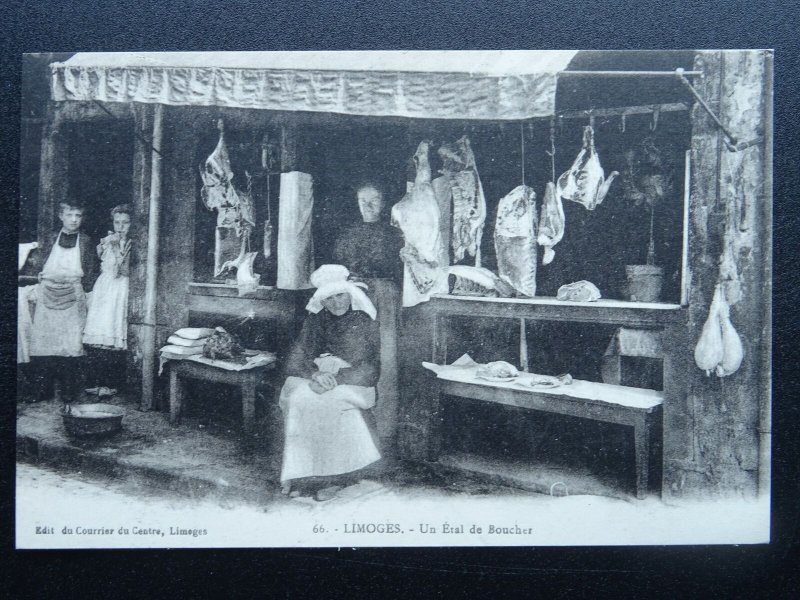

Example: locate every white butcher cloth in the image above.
[277,171,315,290]
[17,285,37,363]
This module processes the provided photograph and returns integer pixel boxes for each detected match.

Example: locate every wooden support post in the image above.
[280,120,298,172]
[758,50,773,498]
[140,103,164,411]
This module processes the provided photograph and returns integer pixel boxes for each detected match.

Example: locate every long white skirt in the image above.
[279,376,381,483]
[83,273,129,349]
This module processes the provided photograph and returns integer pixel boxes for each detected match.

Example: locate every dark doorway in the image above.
[66,120,135,242]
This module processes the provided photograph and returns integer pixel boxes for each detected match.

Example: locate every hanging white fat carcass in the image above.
[537,181,565,265]
[716,287,744,377]
[438,136,487,264]
[557,126,619,210]
[494,185,537,297]
[693,284,744,377]
[694,285,725,376]
[391,140,447,307]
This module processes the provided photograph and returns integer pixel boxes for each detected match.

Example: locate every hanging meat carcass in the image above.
[438,136,487,264]
[537,181,565,265]
[201,121,241,214]
[494,185,537,297]
[557,125,619,210]
[391,141,446,305]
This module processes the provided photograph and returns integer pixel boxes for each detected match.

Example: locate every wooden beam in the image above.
[140,103,164,411]
[556,102,689,121]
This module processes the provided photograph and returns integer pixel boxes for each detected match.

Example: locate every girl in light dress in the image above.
[83,205,132,394]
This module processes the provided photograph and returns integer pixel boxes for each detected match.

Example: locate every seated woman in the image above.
[279,264,381,501]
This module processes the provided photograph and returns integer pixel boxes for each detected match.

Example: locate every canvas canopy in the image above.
[50,51,579,120]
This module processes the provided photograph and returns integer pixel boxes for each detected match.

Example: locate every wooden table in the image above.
[168,359,275,435]
[421,294,688,499]
[430,372,663,499]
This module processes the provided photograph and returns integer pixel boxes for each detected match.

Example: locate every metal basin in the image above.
[62,403,125,438]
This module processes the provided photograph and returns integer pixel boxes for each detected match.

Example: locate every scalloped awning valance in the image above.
[50,51,579,120]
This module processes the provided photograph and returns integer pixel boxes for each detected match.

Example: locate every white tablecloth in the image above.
[422,354,663,410]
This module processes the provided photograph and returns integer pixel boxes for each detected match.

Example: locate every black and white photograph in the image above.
[15,49,772,548]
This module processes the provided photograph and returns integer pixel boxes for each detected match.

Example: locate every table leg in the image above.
[242,377,256,435]
[427,378,443,462]
[169,369,184,426]
[634,414,650,499]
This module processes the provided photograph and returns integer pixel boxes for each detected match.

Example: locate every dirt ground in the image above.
[16,459,769,549]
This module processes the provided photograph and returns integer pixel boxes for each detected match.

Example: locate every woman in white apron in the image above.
[279,264,382,501]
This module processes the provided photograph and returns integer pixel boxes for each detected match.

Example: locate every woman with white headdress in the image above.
[279,264,382,500]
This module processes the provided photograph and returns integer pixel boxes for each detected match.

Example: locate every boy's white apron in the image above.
[29,232,87,358]
[279,356,381,483]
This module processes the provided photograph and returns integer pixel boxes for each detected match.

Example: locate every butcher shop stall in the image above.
[23,50,771,501]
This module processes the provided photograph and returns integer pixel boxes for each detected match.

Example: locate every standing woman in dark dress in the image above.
[332,183,403,452]
[333,183,404,283]
[279,264,382,501]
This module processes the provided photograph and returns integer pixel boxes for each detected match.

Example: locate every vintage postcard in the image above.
[16,50,771,548]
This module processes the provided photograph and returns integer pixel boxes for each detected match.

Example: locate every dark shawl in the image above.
[284,309,381,387]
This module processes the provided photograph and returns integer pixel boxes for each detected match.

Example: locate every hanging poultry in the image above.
[556,125,619,210]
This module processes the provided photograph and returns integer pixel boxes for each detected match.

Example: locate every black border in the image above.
[2,0,798,596]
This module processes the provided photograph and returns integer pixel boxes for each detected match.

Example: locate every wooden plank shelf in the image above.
[188,282,309,301]
[186,282,306,323]
[431,294,687,328]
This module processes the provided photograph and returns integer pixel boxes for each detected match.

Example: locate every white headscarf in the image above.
[305,264,377,320]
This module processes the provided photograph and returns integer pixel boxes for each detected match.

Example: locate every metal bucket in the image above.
[62,403,125,438]
[625,265,663,303]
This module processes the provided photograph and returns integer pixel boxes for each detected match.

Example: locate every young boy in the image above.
[29,201,97,403]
